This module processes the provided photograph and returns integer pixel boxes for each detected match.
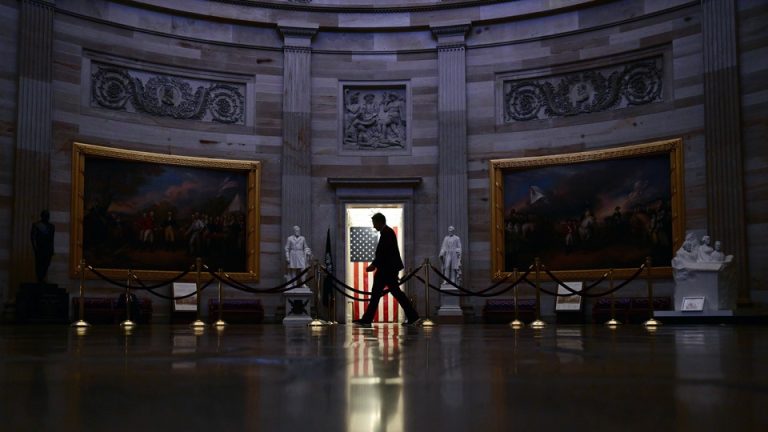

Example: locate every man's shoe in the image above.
[401,318,422,326]
[352,319,371,327]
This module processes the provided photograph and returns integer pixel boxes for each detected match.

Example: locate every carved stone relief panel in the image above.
[90,62,246,125]
[502,56,663,122]
[339,83,410,154]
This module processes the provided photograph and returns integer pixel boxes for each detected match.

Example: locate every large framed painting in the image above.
[490,139,684,280]
[71,142,260,281]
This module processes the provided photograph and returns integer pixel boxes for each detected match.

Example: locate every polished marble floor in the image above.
[1,323,766,431]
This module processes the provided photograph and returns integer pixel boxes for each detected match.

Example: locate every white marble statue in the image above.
[672,233,733,281]
[670,234,736,312]
[711,241,726,262]
[672,232,699,267]
[697,235,714,262]
[439,226,462,286]
[285,226,311,285]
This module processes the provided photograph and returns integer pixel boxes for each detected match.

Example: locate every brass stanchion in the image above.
[509,268,523,328]
[71,259,90,328]
[120,270,136,329]
[214,268,227,329]
[191,257,206,329]
[606,269,621,327]
[420,259,435,327]
[643,257,661,327]
[529,258,545,328]
[309,261,328,327]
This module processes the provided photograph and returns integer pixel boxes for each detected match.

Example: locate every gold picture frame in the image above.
[71,142,260,281]
[490,138,684,281]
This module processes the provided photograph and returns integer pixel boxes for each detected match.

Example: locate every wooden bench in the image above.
[208,298,264,324]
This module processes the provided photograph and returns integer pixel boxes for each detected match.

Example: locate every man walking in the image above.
[353,213,420,326]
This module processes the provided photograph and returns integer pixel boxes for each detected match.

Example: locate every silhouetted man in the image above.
[354,213,420,326]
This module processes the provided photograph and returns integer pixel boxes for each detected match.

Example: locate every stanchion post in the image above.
[510,268,523,328]
[72,259,90,328]
[310,260,327,327]
[307,259,328,327]
[191,257,206,329]
[606,269,620,326]
[644,257,661,327]
[120,270,135,329]
[530,258,545,328]
[214,268,226,328]
[421,259,435,327]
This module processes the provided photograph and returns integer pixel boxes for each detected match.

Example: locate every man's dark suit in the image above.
[360,224,419,323]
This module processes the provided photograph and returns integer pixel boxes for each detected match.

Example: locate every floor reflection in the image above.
[346,324,404,432]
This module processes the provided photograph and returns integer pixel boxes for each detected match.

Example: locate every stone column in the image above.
[701,0,749,304]
[9,0,55,301]
[432,24,470,323]
[279,23,317,325]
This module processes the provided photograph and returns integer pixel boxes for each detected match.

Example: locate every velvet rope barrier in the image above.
[427,264,533,296]
[203,266,312,294]
[415,267,533,298]
[130,272,215,300]
[531,263,646,298]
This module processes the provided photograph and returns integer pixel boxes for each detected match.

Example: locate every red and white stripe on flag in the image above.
[351,263,399,323]
[349,227,400,323]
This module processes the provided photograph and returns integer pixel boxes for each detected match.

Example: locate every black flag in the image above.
[322,228,334,306]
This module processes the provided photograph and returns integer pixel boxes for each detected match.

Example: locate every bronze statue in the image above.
[31,210,55,283]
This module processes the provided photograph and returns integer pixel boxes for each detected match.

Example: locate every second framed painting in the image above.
[490,139,684,280]
[71,142,260,281]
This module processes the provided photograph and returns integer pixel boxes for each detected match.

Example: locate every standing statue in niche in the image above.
[285,226,311,286]
[439,226,462,286]
[31,210,55,284]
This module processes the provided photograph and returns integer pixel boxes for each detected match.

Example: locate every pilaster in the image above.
[279,22,317,247]
[701,0,748,303]
[432,23,470,321]
[9,0,55,300]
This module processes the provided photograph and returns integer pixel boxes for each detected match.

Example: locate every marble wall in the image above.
[1,0,764,320]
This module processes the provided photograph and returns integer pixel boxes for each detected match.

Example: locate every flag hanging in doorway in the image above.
[349,226,399,322]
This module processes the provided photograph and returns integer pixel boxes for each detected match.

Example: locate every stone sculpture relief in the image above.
[91,64,245,125]
[671,232,734,282]
[503,57,663,122]
[342,87,407,150]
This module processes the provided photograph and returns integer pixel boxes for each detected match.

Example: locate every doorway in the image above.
[344,204,405,323]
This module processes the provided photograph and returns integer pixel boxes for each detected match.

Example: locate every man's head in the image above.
[40,210,50,223]
[371,213,386,231]
[293,225,301,236]
[448,226,455,235]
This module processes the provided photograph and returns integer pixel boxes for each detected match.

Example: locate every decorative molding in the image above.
[339,82,411,155]
[431,24,471,38]
[90,62,246,124]
[502,56,663,122]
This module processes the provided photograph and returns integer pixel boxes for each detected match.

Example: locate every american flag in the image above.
[349,226,400,322]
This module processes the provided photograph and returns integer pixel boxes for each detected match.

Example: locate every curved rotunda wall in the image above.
[2,0,766,317]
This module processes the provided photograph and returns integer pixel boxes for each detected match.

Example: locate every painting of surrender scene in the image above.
[490,139,683,280]
[71,143,260,279]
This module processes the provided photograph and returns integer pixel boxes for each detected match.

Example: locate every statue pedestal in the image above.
[673,261,736,312]
[15,283,68,323]
[283,287,313,326]
[437,283,463,324]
